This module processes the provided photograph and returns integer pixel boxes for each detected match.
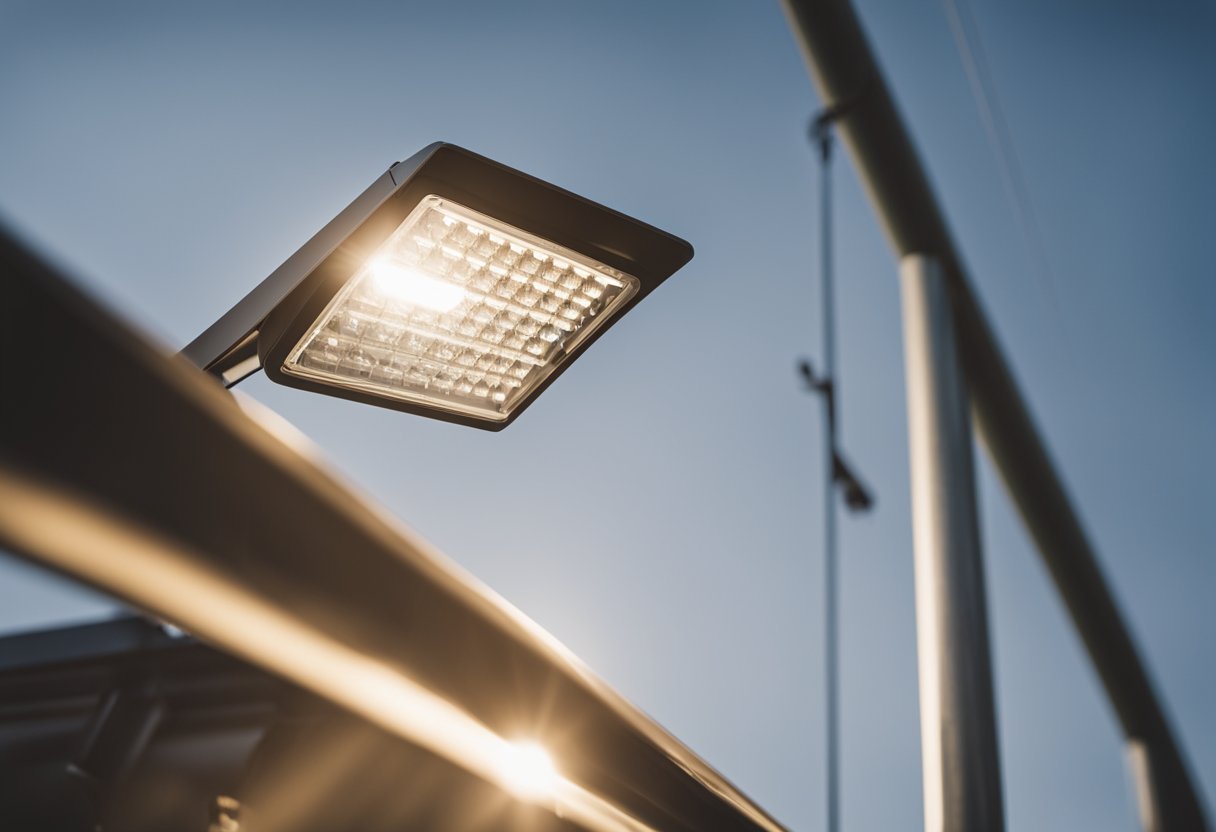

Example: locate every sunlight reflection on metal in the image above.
[495,741,560,801]
[0,467,656,832]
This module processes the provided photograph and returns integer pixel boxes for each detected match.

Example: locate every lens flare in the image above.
[495,741,559,801]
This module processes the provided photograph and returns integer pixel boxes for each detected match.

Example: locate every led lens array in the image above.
[283,195,639,421]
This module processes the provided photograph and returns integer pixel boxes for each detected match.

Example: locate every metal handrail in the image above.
[0,225,786,832]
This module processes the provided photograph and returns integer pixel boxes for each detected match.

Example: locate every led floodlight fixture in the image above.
[183,143,693,430]
[284,196,639,422]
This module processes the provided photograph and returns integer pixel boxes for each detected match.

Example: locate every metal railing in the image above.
[0,224,786,832]
[780,1,1210,830]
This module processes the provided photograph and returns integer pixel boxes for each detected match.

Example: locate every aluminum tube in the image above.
[901,255,1005,832]
[780,1,1209,828]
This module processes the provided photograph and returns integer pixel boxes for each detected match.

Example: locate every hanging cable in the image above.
[799,100,875,832]
[941,0,1076,361]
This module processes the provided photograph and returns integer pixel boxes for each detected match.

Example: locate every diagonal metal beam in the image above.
[779,1,1210,829]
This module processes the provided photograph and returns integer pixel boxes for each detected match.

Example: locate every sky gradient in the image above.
[1,1,1213,830]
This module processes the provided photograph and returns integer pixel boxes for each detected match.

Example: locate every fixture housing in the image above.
[183,143,693,430]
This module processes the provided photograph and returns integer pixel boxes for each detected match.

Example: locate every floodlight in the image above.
[183,143,693,429]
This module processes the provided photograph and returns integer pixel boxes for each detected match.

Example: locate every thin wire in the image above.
[820,131,841,832]
[941,0,1075,356]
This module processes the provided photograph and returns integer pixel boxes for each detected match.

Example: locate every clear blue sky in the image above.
[1,1,1212,829]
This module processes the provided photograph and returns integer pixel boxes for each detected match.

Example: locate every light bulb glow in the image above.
[370,260,466,311]
[495,741,559,801]
[281,195,639,421]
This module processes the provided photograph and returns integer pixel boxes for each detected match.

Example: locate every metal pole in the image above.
[900,254,1004,832]
[779,1,1210,828]
[818,124,841,832]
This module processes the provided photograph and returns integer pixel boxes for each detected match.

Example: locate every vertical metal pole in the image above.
[1127,740,1164,832]
[900,254,1005,832]
[818,128,841,832]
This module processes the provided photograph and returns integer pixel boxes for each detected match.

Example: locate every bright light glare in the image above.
[371,260,466,311]
[495,741,559,801]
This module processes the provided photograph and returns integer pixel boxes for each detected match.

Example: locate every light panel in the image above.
[282,195,639,421]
